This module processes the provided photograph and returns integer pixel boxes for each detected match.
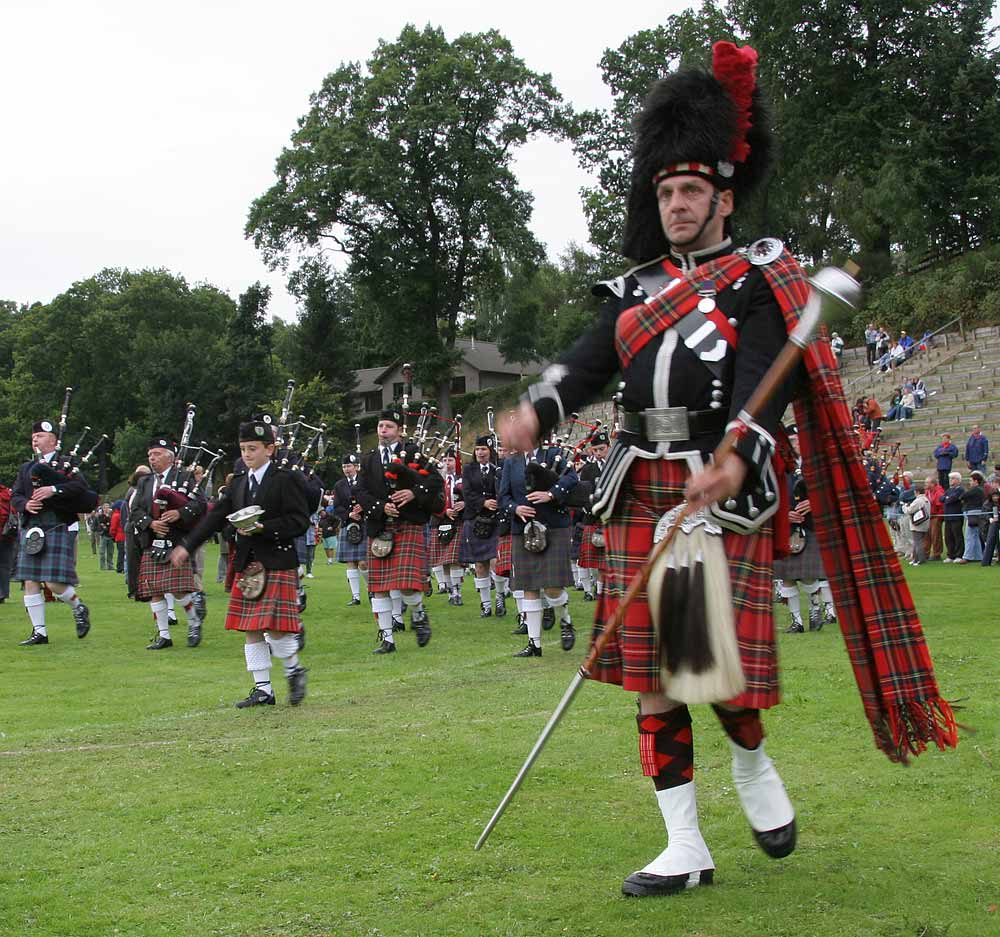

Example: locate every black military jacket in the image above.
[128,466,206,549]
[183,462,308,572]
[11,457,96,526]
[332,475,362,525]
[461,461,499,519]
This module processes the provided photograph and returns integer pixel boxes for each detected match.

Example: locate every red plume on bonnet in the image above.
[712,41,758,164]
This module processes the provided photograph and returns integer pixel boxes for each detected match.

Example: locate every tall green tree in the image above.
[246,24,568,414]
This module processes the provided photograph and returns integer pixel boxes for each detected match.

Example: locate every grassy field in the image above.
[1,545,997,937]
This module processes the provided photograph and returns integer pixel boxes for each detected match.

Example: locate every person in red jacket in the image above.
[110,505,126,574]
[0,483,15,602]
[924,477,945,561]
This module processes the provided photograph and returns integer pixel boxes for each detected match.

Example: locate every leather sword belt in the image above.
[619,407,727,443]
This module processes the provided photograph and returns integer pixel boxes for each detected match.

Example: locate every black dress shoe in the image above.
[583,591,595,602]
[622,868,714,897]
[511,614,528,635]
[235,685,276,708]
[494,595,507,617]
[347,597,361,606]
[287,666,308,706]
[753,818,797,859]
[147,636,173,650]
[187,621,202,648]
[19,631,49,646]
[73,602,91,638]
[560,621,575,651]
[438,584,449,595]
[514,640,541,658]
[452,593,463,606]
[392,615,405,632]
[373,639,396,654]
[480,602,492,618]
[784,621,804,634]
[413,609,432,647]
[542,607,555,630]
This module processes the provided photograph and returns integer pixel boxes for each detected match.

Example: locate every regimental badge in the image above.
[255,426,265,437]
[262,415,272,425]
[41,421,53,432]
[747,238,785,266]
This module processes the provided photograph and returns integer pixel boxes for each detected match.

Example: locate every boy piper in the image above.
[170,418,309,707]
[501,42,956,896]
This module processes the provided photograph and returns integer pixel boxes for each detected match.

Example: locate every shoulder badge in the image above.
[591,275,626,299]
[746,238,785,266]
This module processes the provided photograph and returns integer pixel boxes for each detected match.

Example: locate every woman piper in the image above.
[460,434,503,618]
[171,417,309,708]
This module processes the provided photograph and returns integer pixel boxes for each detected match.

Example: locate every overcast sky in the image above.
[1,0,694,321]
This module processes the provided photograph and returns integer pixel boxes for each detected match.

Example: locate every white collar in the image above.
[250,462,271,485]
[669,236,733,272]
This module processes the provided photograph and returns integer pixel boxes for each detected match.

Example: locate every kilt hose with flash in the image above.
[136,550,195,601]
[577,523,605,571]
[225,568,301,633]
[428,523,463,569]
[14,526,78,585]
[590,457,778,710]
[494,533,513,577]
[368,522,429,593]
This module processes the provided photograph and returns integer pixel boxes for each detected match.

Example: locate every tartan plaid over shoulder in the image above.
[760,251,957,763]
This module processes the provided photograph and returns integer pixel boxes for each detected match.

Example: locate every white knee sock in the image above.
[24,593,46,635]
[55,586,81,609]
[177,592,198,624]
[449,568,463,590]
[784,591,801,618]
[513,589,525,614]
[474,576,492,606]
[522,598,543,643]
[819,581,834,604]
[402,591,423,613]
[244,641,273,694]
[432,565,447,588]
[371,597,395,644]
[390,589,403,619]
[595,577,603,595]
[548,589,570,623]
[268,633,300,675]
[492,572,509,595]
[151,599,170,637]
[347,568,361,599]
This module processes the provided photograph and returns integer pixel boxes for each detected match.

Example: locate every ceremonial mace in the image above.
[475,263,861,851]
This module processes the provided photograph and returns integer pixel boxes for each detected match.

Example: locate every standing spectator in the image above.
[933,434,958,489]
[942,472,966,562]
[110,503,126,574]
[830,331,845,366]
[877,327,891,361]
[865,323,878,366]
[903,481,931,566]
[965,425,989,472]
[925,475,945,561]
[87,511,99,555]
[0,481,15,602]
[980,490,1000,566]
[97,503,115,570]
[957,471,985,564]
[865,396,883,433]
[304,513,318,578]
[319,503,339,565]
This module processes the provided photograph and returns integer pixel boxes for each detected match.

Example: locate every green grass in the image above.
[2,547,998,937]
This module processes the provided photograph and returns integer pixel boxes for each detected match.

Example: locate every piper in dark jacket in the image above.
[172,418,309,708]
[126,436,207,649]
[332,452,367,605]
[11,419,97,645]
[355,409,444,654]
[461,436,503,617]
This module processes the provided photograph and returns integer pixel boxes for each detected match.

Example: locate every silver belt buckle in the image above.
[645,407,689,442]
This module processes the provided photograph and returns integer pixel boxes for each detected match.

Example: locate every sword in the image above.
[475,262,861,850]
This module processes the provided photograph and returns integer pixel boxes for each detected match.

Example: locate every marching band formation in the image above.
[6,38,958,902]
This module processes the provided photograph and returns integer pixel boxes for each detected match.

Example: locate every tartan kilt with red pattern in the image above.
[224,568,301,633]
[368,522,428,592]
[495,534,513,576]
[590,457,778,710]
[428,523,463,568]
[136,550,195,600]
[577,524,604,569]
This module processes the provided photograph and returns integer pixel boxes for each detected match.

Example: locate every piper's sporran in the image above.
[523,520,548,554]
[345,522,363,545]
[370,530,394,558]
[237,560,267,600]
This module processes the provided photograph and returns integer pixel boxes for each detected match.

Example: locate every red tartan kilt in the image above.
[136,551,195,600]
[577,524,604,569]
[428,524,463,568]
[590,457,778,710]
[225,568,301,633]
[495,534,512,576]
[367,523,428,592]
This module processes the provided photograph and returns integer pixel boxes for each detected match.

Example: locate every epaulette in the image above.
[745,237,785,266]
[591,254,672,298]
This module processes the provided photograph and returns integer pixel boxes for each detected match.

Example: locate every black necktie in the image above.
[249,475,259,501]
[382,447,390,468]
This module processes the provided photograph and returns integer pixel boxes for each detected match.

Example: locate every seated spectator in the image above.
[899,331,915,358]
[958,471,985,563]
[877,350,892,372]
[913,377,927,407]
[919,330,932,352]
[897,389,915,421]
[889,341,906,368]
[942,472,966,562]
[885,389,903,421]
